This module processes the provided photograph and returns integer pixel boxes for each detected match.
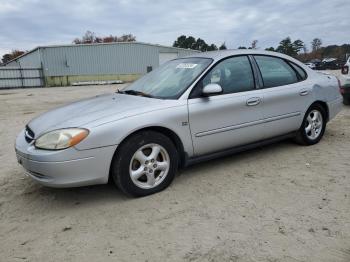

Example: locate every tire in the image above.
[343,96,350,105]
[295,104,326,145]
[111,130,178,197]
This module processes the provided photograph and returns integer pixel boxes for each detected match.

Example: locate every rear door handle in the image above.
[246,97,261,106]
[299,89,309,96]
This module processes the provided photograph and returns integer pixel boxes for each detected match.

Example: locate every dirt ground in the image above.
[0,75,349,262]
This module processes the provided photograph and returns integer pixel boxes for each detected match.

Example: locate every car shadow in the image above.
[20,181,129,208]
[178,139,296,178]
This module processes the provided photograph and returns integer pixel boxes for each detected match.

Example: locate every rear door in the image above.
[188,56,265,156]
[253,55,313,138]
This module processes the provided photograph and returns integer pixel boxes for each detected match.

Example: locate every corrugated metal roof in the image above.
[5,41,199,65]
[40,42,197,76]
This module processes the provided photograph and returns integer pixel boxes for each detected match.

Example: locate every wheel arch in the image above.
[310,100,329,122]
[109,126,187,180]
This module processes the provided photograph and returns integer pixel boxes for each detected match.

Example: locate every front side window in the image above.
[201,56,255,94]
[254,56,299,88]
[124,57,212,99]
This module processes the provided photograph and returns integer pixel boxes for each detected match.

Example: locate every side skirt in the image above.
[184,132,297,167]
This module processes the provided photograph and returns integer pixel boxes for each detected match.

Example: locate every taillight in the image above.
[341,65,349,75]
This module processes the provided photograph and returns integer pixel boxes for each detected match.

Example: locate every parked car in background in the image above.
[305,62,316,70]
[15,50,343,197]
[317,58,342,70]
[310,59,322,70]
[340,56,350,105]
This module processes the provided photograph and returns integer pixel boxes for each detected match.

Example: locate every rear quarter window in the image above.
[289,62,307,81]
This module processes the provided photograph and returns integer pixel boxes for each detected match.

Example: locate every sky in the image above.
[0,0,349,57]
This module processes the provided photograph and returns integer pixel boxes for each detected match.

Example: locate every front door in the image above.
[188,56,265,156]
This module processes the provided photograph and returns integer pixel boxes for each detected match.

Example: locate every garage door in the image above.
[159,52,178,65]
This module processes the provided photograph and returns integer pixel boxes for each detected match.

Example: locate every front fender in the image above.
[75,104,194,157]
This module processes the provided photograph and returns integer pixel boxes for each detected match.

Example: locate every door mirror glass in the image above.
[202,83,223,96]
[341,65,349,75]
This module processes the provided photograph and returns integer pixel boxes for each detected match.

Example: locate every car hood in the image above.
[27,93,172,137]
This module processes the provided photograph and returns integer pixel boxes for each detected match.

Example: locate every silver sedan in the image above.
[15,50,343,196]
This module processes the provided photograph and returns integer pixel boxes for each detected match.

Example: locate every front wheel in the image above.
[111,131,178,197]
[295,104,326,145]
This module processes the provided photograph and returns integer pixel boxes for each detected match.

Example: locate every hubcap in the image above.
[129,143,170,189]
[305,110,323,140]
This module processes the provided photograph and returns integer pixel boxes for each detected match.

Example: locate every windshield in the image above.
[124,57,212,99]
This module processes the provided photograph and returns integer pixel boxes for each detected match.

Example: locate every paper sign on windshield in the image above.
[176,63,198,69]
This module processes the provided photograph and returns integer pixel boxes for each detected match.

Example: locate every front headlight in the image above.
[35,128,89,150]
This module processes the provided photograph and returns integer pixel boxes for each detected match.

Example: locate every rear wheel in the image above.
[111,131,178,197]
[295,104,326,145]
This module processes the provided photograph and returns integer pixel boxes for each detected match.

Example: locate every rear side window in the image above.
[254,56,299,88]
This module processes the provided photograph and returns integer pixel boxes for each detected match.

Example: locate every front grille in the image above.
[24,125,35,144]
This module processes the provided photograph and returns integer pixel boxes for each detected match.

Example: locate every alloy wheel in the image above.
[305,109,323,140]
[129,143,170,189]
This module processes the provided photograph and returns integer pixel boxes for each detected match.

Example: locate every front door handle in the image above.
[299,89,309,96]
[246,97,261,106]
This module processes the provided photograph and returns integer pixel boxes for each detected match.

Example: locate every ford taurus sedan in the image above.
[15,50,343,197]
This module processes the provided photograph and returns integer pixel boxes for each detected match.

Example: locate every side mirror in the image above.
[341,65,349,75]
[202,83,223,96]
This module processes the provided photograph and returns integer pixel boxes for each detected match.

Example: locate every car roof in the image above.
[183,49,303,64]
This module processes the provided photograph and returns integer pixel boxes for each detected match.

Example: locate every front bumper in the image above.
[15,129,117,188]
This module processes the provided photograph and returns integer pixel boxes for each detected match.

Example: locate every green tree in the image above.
[173,35,196,49]
[265,47,275,51]
[293,39,305,53]
[1,54,12,64]
[276,37,304,57]
[173,35,187,48]
[184,36,197,49]
[219,42,227,50]
[276,37,293,55]
[173,35,219,51]
[193,38,208,51]
[207,44,218,51]
[238,46,247,49]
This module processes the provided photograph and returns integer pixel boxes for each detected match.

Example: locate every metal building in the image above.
[5,42,199,87]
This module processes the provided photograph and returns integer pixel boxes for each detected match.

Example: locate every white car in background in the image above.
[340,56,350,104]
[305,62,316,70]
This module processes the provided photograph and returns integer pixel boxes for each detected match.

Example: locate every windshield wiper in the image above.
[117,89,154,98]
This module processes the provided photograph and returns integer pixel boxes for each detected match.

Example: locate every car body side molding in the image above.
[195,112,301,137]
[185,132,296,167]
